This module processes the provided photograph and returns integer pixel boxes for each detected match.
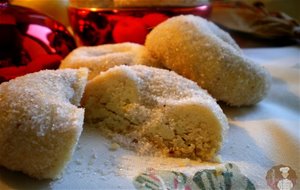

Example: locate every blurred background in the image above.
[240,0,300,20]
[8,0,300,47]
[10,0,300,26]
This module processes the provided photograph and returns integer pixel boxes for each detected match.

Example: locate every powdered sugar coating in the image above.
[60,42,160,80]
[145,15,271,106]
[0,68,88,179]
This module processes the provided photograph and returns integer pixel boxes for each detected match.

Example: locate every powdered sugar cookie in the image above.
[145,15,271,106]
[83,65,228,161]
[60,42,160,80]
[0,68,88,179]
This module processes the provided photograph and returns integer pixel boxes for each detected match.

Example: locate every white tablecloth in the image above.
[0,46,299,190]
[221,46,300,189]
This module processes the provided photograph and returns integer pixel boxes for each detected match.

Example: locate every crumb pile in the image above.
[82,65,229,161]
[0,69,88,179]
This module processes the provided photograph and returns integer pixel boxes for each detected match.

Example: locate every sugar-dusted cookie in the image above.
[145,15,271,106]
[60,42,160,80]
[83,65,228,161]
[0,68,88,179]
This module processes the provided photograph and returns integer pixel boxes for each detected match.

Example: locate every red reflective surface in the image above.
[69,4,212,46]
[0,3,76,82]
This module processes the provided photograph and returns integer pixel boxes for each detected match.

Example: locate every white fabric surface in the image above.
[220,46,300,189]
[0,46,299,190]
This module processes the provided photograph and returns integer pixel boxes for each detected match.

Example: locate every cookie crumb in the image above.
[109,142,120,151]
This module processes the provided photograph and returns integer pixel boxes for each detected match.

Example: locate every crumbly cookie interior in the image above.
[83,65,228,161]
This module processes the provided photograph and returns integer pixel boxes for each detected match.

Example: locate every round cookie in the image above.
[0,68,88,179]
[145,15,271,106]
[60,42,161,80]
[82,65,229,161]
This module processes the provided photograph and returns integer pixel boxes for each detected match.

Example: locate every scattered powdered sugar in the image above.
[55,127,221,189]
[58,129,194,188]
